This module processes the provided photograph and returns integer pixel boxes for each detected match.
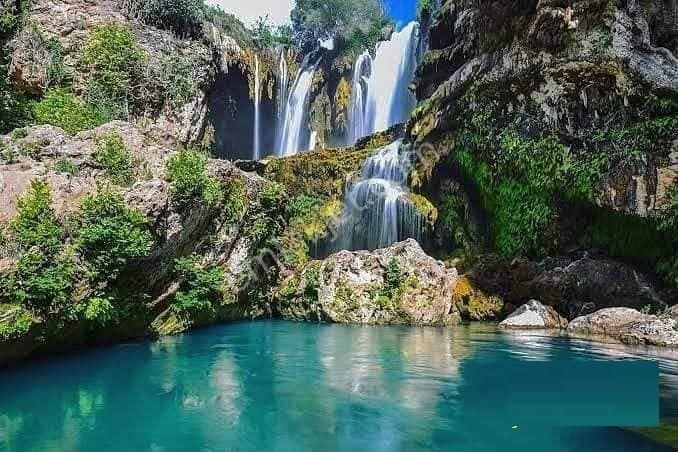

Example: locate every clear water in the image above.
[275,59,318,157]
[253,54,261,160]
[0,322,676,452]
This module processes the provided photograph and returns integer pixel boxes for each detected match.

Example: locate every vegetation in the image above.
[53,158,79,177]
[172,255,226,318]
[33,89,110,134]
[80,23,145,119]
[0,73,33,134]
[1,180,74,313]
[253,15,294,47]
[92,133,137,186]
[291,0,386,50]
[382,259,403,299]
[73,188,153,282]
[121,0,204,38]
[166,149,222,208]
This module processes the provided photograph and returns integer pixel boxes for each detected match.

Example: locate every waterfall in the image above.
[253,54,261,160]
[325,140,426,253]
[275,58,319,157]
[348,22,420,144]
[348,52,371,144]
[277,50,288,119]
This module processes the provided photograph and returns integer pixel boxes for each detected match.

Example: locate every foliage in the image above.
[345,17,391,54]
[0,72,33,134]
[156,50,198,109]
[80,23,145,118]
[11,179,61,252]
[0,306,34,340]
[223,178,246,224]
[0,0,32,37]
[2,180,74,312]
[84,296,115,325]
[202,4,252,47]
[291,0,386,49]
[73,188,152,282]
[92,133,137,186]
[253,15,294,47]
[53,158,79,177]
[172,255,225,318]
[166,149,222,208]
[417,0,434,19]
[121,0,204,38]
[33,89,110,135]
[382,259,403,299]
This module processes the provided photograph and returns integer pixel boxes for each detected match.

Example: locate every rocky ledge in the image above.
[568,306,678,347]
[273,239,461,326]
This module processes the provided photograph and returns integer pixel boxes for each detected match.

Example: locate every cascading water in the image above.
[275,58,319,157]
[277,50,288,119]
[348,52,371,144]
[323,140,426,254]
[348,22,420,144]
[253,54,261,160]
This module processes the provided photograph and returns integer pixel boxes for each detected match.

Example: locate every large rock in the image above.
[469,254,669,319]
[273,239,461,326]
[499,300,568,329]
[568,306,678,347]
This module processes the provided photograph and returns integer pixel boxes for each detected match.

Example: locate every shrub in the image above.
[74,188,153,281]
[54,158,80,177]
[0,306,34,340]
[33,89,110,134]
[80,23,145,117]
[172,255,225,318]
[92,133,137,186]
[121,0,204,38]
[166,149,221,208]
[0,73,33,134]
[2,180,75,312]
[11,128,27,140]
[223,178,246,224]
[84,296,116,325]
[11,179,61,252]
[382,258,403,299]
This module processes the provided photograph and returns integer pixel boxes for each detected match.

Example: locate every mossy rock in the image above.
[453,276,504,321]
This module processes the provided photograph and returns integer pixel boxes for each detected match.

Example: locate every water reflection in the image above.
[0,322,675,451]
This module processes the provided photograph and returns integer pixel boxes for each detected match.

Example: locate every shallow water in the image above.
[0,322,675,451]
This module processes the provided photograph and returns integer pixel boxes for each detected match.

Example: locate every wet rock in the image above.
[274,239,461,326]
[499,300,568,329]
[568,306,678,347]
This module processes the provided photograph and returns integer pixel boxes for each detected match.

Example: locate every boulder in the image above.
[499,300,569,329]
[274,239,461,326]
[568,306,678,347]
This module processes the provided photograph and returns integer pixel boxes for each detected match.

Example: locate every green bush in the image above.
[73,188,153,282]
[172,255,225,318]
[382,259,403,299]
[84,296,116,325]
[53,158,80,177]
[33,89,110,134]
[122,0,204,38]
[223,178,246,224]
[92,133,137,186]
[0,306,34,340]
[166,149,221,208]
[80,23,145,117]
[2,180,75,312]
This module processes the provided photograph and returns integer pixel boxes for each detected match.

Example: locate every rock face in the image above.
[274,239,461,326]
[499,300,568,329]
[470,254,669,319]
[568,306,678,347]
[410,0,677,290]
[0,121,284,364]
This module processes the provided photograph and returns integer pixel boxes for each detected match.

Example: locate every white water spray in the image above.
[253,54,261,160]
[276,59,319,157]
[327,140,425,252]
[277,50,288,119]
[348,22,420,144]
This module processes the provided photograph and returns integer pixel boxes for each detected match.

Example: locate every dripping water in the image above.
[253,54,261,160]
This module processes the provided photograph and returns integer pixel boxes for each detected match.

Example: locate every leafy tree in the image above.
[291,0,385,49]
[172,255,226,318]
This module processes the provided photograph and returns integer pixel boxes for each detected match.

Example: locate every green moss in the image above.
[627,421,678,448]
[405,193,438,224]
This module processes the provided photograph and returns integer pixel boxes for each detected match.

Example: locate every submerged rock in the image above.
[499,300,568,330]
[568,306,678,347]
[274,239,461,326]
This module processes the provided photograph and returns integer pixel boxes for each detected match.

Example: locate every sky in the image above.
[207,0,416,27]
